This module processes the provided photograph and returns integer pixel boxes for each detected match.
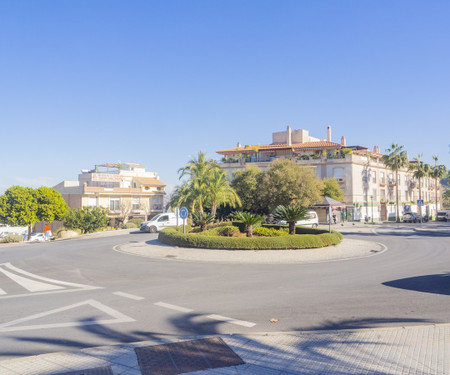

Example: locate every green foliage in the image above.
[263,159,323,211]
[274,205,309,234]
[159,226,342,250]
[215,225,240,237]
[341,148,352,155]
[321,178,345,202]
[232,211,263,237]
[192,211,215,231]
[123,222,138,229]
[253,227,289,237]
[64,206,109,234]
[0,233,24,243]
[230,167,266,214]
[35,187,69,223]
[0,186,38,227]
[128,218,144,226]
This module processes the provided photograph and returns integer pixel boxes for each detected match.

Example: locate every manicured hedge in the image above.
[158,225,343,250]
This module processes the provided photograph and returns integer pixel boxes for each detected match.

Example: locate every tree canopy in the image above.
[322,178,345,202]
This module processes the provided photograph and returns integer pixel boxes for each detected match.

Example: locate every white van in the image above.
[445,211,450,222]
[278,210,319,228]
[139,213,182,233]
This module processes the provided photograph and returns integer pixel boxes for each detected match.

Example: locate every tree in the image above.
[232,211,262,237]
[35,186,69,223]
[230,166,266,214]
[274,205,308,235]
[430,156,447,218]
[0,186,38,238]
[322,178,345,202]
[443,189,450,209]
[64,206,109,234]
[381,144,409,222]
[118,197,132,225]
[205,168,241,216]
[192,212,215,232]
[262,159,323,211]
[409,154,431,218]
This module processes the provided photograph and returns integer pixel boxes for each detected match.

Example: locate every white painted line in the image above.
[207,314,256,328]
[0,299,135,332]
[113,291,145,300]
[0,267,64,292]
[0,288,6,295]
[1,262,97,289]
[154,302,193,313]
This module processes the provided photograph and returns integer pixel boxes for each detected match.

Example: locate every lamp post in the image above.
[370,195,374,224]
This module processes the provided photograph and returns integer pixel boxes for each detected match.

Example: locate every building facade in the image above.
[216,126,440,221]
[54,163,165,222]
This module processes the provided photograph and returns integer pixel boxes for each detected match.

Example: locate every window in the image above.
[380,190,386,200]
[157,215,169,222]
[109,198,120,211]
[380,172,385,184]
[87,197,97,207]
[132,198,140,211]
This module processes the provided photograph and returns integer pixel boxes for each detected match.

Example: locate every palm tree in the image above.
[232,211,262,237]
[381,144,409,222]
[409,154,431,218]
[430,156,447,219]
[274,205,308,235]
[206,168,241,216]
[192,212,215,232]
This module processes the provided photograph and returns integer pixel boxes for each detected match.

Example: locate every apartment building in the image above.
[216,126,440,221]
[54,163,165,222]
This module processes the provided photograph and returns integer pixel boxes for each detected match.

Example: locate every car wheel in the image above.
[312,224,318,228]
[149,226,157,233]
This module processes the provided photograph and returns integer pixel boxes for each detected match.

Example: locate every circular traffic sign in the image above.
[179,207,189,220]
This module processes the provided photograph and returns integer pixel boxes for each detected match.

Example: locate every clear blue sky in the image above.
[1,0,449,195]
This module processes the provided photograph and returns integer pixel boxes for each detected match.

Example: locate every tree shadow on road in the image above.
[383,273,450,296]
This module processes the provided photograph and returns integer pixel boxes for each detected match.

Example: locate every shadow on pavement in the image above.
[383,273,450,296]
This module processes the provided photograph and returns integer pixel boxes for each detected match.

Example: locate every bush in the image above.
[128,218,144,226]
[253,227,289,237]
[123,222,138,229]
[0,234,24,243]
[159,226,342,250]
[216,225,240,237]
[64,207,109,234]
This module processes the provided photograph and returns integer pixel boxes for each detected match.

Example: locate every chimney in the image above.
[237,142,241,148]
[286,125,292,146]
[341,136,346,146]
[327,125,331,142]
[373,146,380,153]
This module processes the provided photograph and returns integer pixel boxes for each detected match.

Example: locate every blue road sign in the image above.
[417,200,424,206]
[179,207,189,219]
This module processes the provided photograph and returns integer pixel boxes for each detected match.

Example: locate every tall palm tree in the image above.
[382,144,409,223]
[430,156,447,218]
[206,168,241,216]
[274,205,308,235]
[409,154,431,218]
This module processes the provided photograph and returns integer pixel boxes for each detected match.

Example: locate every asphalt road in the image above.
[0,224,449,360]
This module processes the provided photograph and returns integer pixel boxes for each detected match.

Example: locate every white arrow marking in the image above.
[0,299,135,332]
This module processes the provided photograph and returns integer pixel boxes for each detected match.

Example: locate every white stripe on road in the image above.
[113,291,145,300]
[2,263,96,289]
[207,314,256,328]
[0,288,6,295]
[0,267,64,292]
[154,302,193,313]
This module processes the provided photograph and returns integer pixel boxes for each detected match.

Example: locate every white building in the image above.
[54,163,165,222]
[216,126,440,221]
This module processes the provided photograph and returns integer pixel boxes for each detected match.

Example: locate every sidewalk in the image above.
[1,324,449,374]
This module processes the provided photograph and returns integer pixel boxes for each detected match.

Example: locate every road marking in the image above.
[1,262,96,289]
[0,299,135,332]
[0,263,101,298]
[0,267,64,292]
[154,302,193,313]
[113,291,145,300]
[207,314,256,328]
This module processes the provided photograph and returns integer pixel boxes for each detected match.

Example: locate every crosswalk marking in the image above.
[0,288,6,295]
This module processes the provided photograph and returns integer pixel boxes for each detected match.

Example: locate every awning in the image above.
[313,196,346,209]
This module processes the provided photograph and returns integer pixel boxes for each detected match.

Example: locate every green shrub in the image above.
[0,234,24,243]
[128,218,144,226]
[253,227,289,237]
[123,222,138,229]
[159,226,342,250]
[216,225,240,237]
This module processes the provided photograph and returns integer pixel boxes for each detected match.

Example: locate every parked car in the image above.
[278,210,319,228]
[139,213,182,233]
[437,210,448,221]
[445,211,450,222]
[26,232,47,242]
[402,212,420,223]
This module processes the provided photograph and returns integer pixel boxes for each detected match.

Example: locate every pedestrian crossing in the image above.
[0,262,100,298]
